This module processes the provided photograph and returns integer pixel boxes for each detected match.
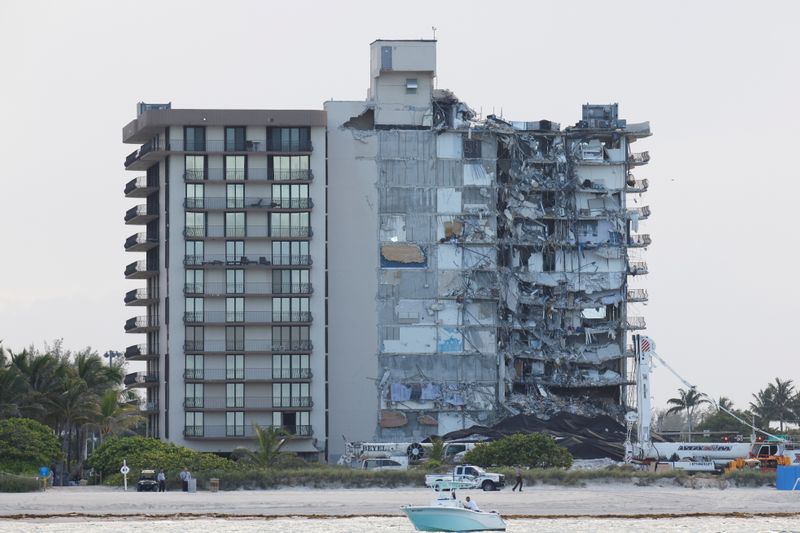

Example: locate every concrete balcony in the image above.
[183,396,312,410]
[182,311,312,325]
[183,168,314,182]
[626,288,649,302]
[125,260,158,279]
[626,206,651,220]
[124,371,159,388]
[183,340,313,354]
[628,261,648,276]
[625,178,649,193]
[628,234,651,247]
[125,343,158,361]
[184,282,313,296]
[183,368,312,382]
[125,315,159,333]
[183,424,312,439]
[183,254,312,268]
[182,226,312,239]
[125,204,158,225]
[125,140,167,170]
[124,288,156,306]
[183,197,313,211]
[623,316,647,330]
[125,232,158,252]
[628,151,650,166]
[124,176,158,198]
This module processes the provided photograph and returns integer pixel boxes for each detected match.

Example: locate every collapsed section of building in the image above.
[325,39,651,456]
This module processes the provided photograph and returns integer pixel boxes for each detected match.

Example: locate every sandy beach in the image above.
[0,484,797,520]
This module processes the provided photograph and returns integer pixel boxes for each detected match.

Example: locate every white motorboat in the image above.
[402,483,506,532]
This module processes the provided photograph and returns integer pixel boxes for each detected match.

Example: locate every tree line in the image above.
[656,378,800,439]
[0,340,142,477]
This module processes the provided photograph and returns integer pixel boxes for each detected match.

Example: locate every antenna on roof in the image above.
[432,26,437,40]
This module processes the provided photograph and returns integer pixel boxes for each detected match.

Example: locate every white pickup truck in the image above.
[425,464,505,491]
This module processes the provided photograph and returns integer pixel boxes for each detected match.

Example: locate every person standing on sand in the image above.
[157,469,166,492]
[179,467,191,492]
[512,465,523,492]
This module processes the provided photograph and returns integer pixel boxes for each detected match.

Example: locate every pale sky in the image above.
[0,0,797,410]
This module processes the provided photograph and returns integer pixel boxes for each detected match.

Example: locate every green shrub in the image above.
[0,471,41,492]
[88,436,235,481]
[0,418,62,474]
[464,433,573,469]
[722,469,775,487]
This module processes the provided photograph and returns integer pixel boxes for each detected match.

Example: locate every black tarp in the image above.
[436,413,668,461]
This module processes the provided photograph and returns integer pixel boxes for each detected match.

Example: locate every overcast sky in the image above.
[0,0,797,410]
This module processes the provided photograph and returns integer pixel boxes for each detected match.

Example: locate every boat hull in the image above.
[402,505,506,532]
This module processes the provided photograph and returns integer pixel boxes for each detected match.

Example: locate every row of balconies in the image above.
[184,340,312,354]
[183,197,313,210]
[183,396,313,410]
[183,424,312,439]
[181,225,313,239]
[183,168,313,182]
[183,368,312,382]
[125,139,313,169]
[183,254,312,268]
[125,315,159,333]
[182,311,312,325]
[184,282,312,296]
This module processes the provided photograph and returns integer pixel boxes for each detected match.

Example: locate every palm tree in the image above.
[666,388,710,441]
[765,378,795,432]
[49,378,98,472]
[750,386,776,430]
[232,424,287,467]
[716,396,734,412]
[94,390,143,442]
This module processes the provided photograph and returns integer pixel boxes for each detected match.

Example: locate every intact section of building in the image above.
[123,106,326,458]
[326,40,651,459]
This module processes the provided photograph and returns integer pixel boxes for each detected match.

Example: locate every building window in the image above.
[226,269,244,294]
[185,326,204,351]
[271,155,309,180]
[185,412,204,436]
[272,297,309,322]
[184,127,206,152]
[268,127,310,152]
[185,155,206,180]
[185,297,204,322]
[272,269,309,294]
[272,326,309,352]
[272,411,310,436]
[226,354,244,380]
[226,383,244,408]
[273,382,309,408]
[272,241,309,266]
[272,354,310,379]
[225,155,246,181]
[185,354,204,379]
[186,183,204,208]
[226,326,245,351]
[185,383,204,408]
[185,269,204,294]
[227,183,244,209]
[226,411,244,436]
[405,78,418,94]
[225,212,246,238]
[463,139,482,159]
[270,212,309,238]
[185,212,206,237]
[225,127,246,152]
[226,297,244,322]
[225,240,244,264]
[271,183,309,209]
[185,240,204,265]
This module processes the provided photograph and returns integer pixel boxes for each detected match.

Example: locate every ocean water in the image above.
[1,517,799,533]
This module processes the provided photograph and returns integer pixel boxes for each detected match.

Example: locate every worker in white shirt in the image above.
[463,496,480,511]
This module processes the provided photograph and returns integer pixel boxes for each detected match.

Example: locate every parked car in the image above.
[137,469,159,492]
[361,457,409,471]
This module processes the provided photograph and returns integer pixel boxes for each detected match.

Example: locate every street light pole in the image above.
[103,350,122,367]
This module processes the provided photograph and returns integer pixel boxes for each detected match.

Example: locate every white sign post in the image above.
[120,460,130,491]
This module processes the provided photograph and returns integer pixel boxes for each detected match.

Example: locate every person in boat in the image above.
[463,496,480,511]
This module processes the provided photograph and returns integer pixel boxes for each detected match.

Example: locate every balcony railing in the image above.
[125,315,159,332]
[183,424,312,438]
[124,371,159,387]
[184,282,312,295]
[183,396,312,409]
[626,288,649,301]
[628,151,650,165]
[124,175,158,197]
[183,340,313,353]
[125,343,157,360]
[183,226,312,239]
[183,368,312,381]
[626,206,651,219]
[183,254,312,267]
[125,204,158,224]
[124,232,158,251]
[625,177,649,193]
[629,234,652,247]
[169,139,267,153]
[139,401,159,412]
[628,261,648,275]
[125,260,158,278]
[268,140,313,152]
[183,311,312,324]
[124,288,153,305]
[184,197,274,210]
[183,168,314,182]
[624,316,647,330]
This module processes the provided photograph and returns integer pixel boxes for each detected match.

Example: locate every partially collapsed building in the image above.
[326,39,651,459]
